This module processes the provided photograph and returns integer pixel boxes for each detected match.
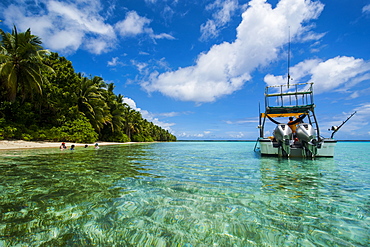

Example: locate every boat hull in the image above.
[257,138,337,157]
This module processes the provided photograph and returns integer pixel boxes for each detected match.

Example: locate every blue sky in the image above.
[1,0,370,140]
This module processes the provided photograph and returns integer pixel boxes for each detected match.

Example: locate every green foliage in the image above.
[47,117,98,143]
[0,118,17,140]
[101,128,130,143]
[21,133,32,141]
[0,27,177,143]
[0,26,53,102]
[132,134,154,142]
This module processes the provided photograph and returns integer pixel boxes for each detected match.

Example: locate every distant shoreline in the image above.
[0,140,137,150]
[177,140,370,142]
[1,139,369,150]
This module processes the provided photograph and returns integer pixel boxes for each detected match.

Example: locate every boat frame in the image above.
[255,82,336,157]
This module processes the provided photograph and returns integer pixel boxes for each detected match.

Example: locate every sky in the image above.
[1,0,370,140]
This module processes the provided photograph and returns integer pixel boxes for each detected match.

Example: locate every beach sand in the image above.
[0,140,134,150]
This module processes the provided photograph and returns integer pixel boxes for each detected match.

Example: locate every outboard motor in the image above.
[296,123,317,157]
[274,124,292,142]
[296,123,316,143]
[273,124,292,156]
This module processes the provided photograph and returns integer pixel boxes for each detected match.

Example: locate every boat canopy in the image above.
[261,112,308,118]
[263,83,315,116]
[259,83,319,139]
[264,104,314,115]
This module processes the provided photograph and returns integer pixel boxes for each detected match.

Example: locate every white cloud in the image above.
[85,37,113,54]
[141,109,176,130]
[211,0,238,24]
[122,97,138,109]
[228,132,245,138]
[155,111,192,117]
[115,11,174,40]
[47,0,114,36]
[144,0,157,4]
[351,104,370,121]
[363,4,370,14]
[200,0,239,41]
[176,131,212,138]
[48,29,84,51]
[115,11,151,37]
[142,0,324,103]
[108,57,119,66]
[311,57,370,93]
[122,97,175,131]
[151,33,175,40]
[226,119,258,124]
[200,20,218,41]
[107,57,125,67]
[3,0,173,54]
[131,60,149,74]
[3,0,115,54]
[349,91,360,99]
[157,112,179,117]
[264,56,370,94]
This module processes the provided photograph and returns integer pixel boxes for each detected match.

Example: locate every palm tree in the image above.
[0,26,53,102]
[109,94,127,133]
[122,106,142,140]
[76,75,111,132]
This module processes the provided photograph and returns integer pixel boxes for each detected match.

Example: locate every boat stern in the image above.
[257,137,337,157]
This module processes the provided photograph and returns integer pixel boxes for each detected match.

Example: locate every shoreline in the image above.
[0,140,136,150]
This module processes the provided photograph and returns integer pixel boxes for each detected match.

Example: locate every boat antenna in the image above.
[287,26,291,88]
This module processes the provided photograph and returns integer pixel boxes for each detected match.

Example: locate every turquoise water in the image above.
[0,142,369,246]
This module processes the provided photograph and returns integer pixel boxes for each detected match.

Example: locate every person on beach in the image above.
[70,145,75,150]
[60,142,67,150]
[94,143,99,149]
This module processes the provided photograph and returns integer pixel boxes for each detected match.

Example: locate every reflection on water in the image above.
[0,142,369,246]
[258,157,369,246]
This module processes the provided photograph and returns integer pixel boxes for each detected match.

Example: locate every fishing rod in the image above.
[329,111,357,139]
[287,27,291,88]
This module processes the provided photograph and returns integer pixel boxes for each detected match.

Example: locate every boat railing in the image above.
[265,83,314,108]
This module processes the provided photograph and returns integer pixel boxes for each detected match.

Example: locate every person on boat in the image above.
[288,114,306,137]
[288,117,299,134]
[266,114,305,133]
[60,142,67,150]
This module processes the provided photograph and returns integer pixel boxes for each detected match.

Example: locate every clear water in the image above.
[0,142,369,246]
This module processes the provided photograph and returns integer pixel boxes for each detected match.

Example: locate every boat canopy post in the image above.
[260,114,267,138]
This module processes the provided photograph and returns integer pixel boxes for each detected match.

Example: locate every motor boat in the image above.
[255,83,339,157]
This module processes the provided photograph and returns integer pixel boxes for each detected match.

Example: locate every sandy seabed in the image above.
[0,140,135,150]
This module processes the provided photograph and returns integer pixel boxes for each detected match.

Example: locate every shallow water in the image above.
[0,142,369,246]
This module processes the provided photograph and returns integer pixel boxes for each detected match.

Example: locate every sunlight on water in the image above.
[0,142,369,246]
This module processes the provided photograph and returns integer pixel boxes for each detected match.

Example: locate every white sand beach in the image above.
[0,140,134,150]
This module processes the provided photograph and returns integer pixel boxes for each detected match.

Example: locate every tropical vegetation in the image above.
[0,26,176,143]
